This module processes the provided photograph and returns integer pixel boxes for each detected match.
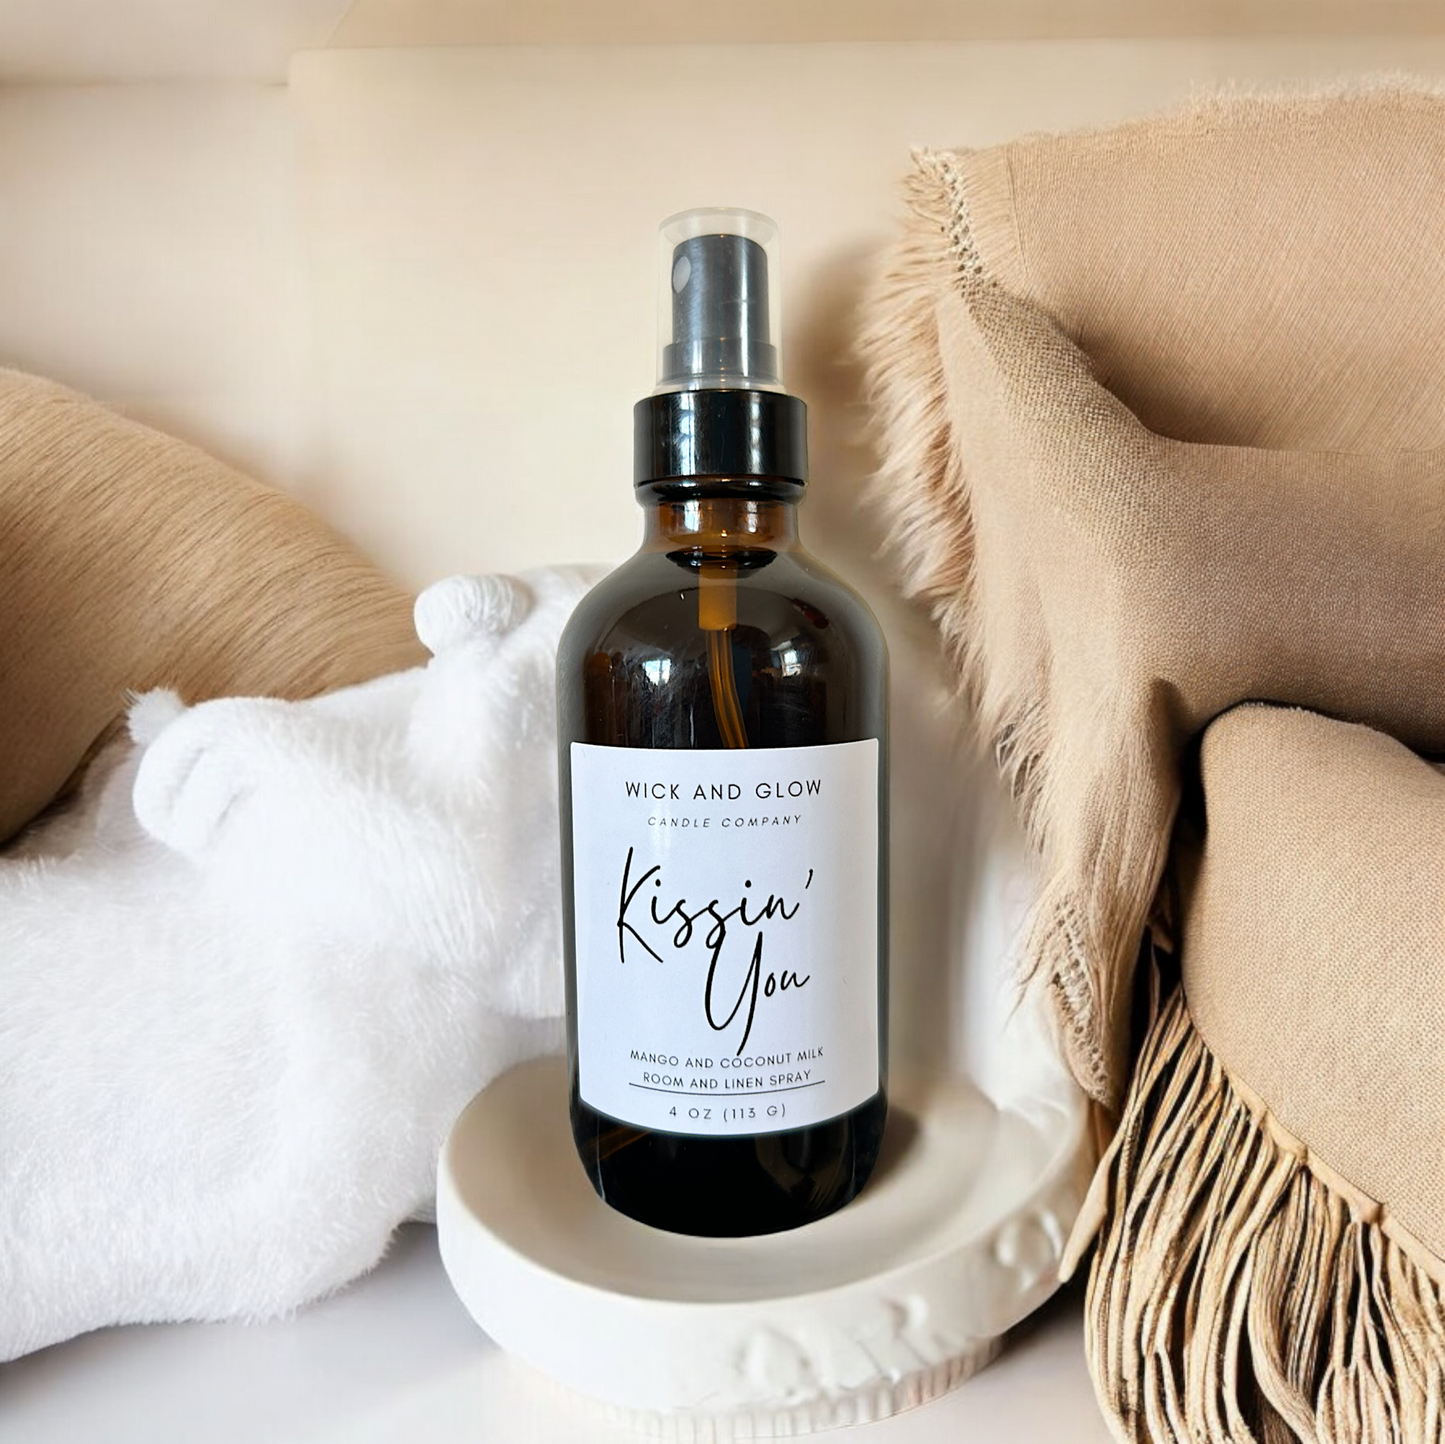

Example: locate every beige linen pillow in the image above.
[862,86,1445,1108]
[0,370,426,843]
[1077,705,1445,1444]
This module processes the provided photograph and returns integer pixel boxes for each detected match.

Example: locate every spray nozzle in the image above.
[655,208,783,393]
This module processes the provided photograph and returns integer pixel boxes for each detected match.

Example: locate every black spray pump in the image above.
[634,208,807,488]
[662,232,779,389]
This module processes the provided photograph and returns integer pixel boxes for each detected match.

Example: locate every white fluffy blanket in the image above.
[0,565,604,1361]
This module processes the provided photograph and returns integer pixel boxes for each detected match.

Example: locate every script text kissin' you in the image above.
[614,846,813,1056]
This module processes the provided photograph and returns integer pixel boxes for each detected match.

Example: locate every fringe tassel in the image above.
[859,151,1175,1107]
[1085,987,1445,1444]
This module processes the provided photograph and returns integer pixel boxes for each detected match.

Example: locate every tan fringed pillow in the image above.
[1076,704,1445,1444]
[0,370,426,843]
[862,86,1445,1107]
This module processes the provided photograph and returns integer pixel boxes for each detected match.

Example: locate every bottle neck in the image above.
[638,487,802,552]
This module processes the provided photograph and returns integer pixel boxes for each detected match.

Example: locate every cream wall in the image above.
[290,39,1445,585]
[2,36,1442,1093]
[0,84,316,491]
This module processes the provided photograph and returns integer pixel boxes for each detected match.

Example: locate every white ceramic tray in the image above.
[436,1055,1090,1439]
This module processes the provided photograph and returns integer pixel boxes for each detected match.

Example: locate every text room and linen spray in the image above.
[557,208,888,1236]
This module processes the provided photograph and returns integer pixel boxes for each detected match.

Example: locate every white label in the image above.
[571,739,880,1136]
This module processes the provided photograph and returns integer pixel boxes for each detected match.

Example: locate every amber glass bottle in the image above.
[556,209,888,1237]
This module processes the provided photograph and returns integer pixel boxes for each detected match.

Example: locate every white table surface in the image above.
[1,1226,1113,1444]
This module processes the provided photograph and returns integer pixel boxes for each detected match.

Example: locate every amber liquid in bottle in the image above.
[557,208,887,1236]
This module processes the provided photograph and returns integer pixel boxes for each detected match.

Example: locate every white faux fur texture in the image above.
[0,565,606,1361]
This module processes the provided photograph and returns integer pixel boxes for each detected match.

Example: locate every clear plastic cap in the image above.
[654,207,783,394]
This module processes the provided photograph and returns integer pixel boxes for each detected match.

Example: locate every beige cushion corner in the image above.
[1183,703,1445,1264]
[0,369,426,842]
